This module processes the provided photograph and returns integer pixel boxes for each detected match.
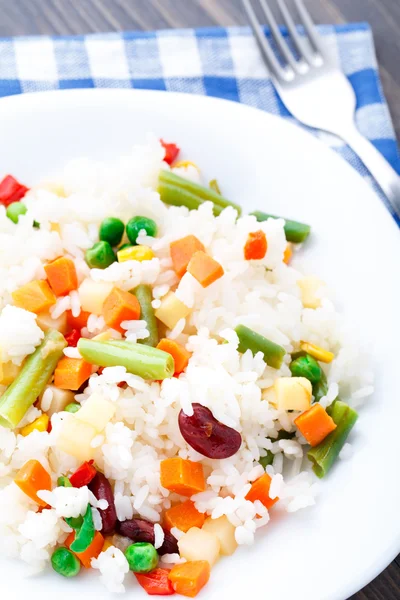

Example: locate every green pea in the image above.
[6,201,27,223]
[51,547,81,578]
[126,216,157,245]
[64,402,80,414]
[290,354,322,384]
[57,476,72,487]
[259,450,274,469]
[99,217,125,247]
[119,243,132,251]
[85,241,116,269]
[125,542,159,573]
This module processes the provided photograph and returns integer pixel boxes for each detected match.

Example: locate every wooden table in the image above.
[0,1,399,598]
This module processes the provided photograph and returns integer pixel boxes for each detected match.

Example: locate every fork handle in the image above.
[340,124,400,218]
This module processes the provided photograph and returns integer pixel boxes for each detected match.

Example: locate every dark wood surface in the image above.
[0,1,398,598]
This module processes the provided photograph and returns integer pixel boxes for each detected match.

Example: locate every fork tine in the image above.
[276,0,315,65]
[293,0,326,57]
[241,0,290,82]
[258,0,298,72]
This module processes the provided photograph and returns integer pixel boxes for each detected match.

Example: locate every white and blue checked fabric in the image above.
[0,22,399,223]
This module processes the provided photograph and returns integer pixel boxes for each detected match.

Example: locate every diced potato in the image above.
[297,276,324,309]
[274,377,312,411]
[261,386,277,407]
[36,309,68,335]
[202,516,237,556]
[56,415,96,461]
[178,527,220,567]
[0,361,22,385]
[155,292,191,330]
[40,385,75,417]
[75,392,115,433]
[78,279,114,315]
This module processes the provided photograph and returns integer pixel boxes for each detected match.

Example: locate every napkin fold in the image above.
[0,23,398,221]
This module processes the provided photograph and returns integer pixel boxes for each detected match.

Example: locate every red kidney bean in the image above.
[88,472,117,535]
[116,518,179,555]
[178,403,242,459]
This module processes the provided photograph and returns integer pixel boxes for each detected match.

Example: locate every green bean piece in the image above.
[70,504,95,553]
[65,515,84,530]
[126,216,158,245]
[58,476,72,487]
[6,201,27,223]
[312,369,328,403]
[64,402,80,414]
[259,450,274,469]
[276,430,296,441]
[85,241,116,269]
[307,400,358,478]
[251,211,311,243]
[132,284,159,347]
[158,170,242,216]
[125,543,159,573]
[51,547,81,578]
[78,338,174,380]
[0,329,66,429]
[290,354,322,384]
[99,217,125,247]
[235,325,286,369]
[209,179,221,194]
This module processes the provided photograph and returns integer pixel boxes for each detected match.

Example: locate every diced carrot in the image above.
[157,338,191,375]
[14,459,51,507]
[245,472,278,510]
[164,500,205,533]
[294,403,337,447]
[44,257,78,296]
[283,243,293,264]
[12,280,56,314]
[54,356,92,390]
[65,530,104,568]
[160,457,206,497]
[168,561,210,598]
[170,235,205,278]
[102,287,140,333]
[244,230,268,260]
[187,251,224,288]
[66,309,90,331]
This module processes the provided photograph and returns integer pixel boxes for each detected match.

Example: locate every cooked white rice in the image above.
[0,137,373,592]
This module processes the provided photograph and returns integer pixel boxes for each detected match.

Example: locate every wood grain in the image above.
[0,1,398,597]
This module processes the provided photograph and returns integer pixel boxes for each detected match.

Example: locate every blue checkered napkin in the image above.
[0,23,398,222]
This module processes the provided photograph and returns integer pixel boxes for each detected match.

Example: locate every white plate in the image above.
[0,89,399,600]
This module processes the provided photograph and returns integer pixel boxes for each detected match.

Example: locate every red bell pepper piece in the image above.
[65,328,81,347]
[0,175,29,207]
[160,140,180,166]
[136,569,175,596]
[69,460,97,488]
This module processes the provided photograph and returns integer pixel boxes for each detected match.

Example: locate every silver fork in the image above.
[242,0,400,218]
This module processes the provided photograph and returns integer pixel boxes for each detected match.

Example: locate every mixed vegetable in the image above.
[0,140,360,597]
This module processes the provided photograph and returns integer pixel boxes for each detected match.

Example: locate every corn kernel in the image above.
[173,160,199,171]
[300,341,334,364]
[297,276,324,309]
[117,245,154,263]
[155,292,191,330]
[102,538,114,552]
[20,414,49,437]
